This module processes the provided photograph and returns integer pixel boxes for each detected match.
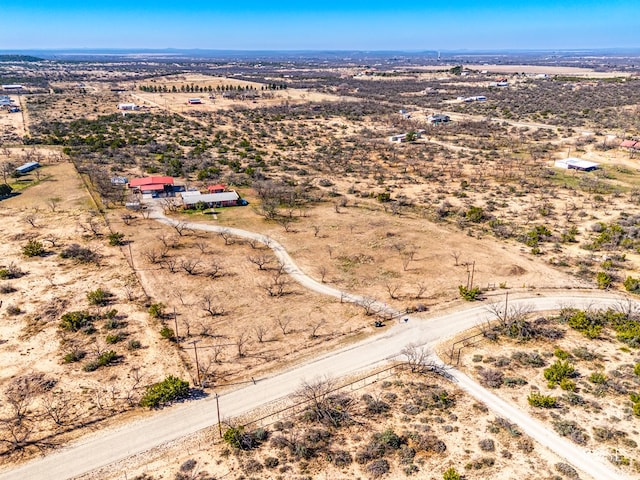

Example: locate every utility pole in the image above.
[189,340,201,386]
[469,261,476,290]
[504,291,509,322]
[215,392,222,438]
[173,307,179,341]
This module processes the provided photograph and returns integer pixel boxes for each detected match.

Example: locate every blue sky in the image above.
[1,0,638,50]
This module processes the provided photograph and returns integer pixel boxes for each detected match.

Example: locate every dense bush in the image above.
[22,239,45,257]
[87,287,110,306]
[544,360,575,387]
[108,232,125,246]
[458,285,481,301]
[527,392,557,408]
[443,467,462,480]
[140,375,189,408]
[59,310,94,332]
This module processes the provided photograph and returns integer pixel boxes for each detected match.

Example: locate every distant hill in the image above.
[0,54,43,62]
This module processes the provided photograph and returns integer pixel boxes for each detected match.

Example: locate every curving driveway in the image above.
[0,207,631,480]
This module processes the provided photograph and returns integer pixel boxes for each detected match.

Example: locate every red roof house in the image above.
[620,140,638,149]
[128,176,174,188]
[207,184,226,193]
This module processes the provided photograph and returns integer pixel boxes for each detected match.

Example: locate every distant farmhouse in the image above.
[427,114,450,125]
[2,84,23,92]
[187,98,203,105]
[621,140,640,151]
[117,103,140,111]
[390,129,425,143]
[554,158,599,172]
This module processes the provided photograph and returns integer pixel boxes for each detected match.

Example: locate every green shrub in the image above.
[559,378,576,391]
[160,326,176,342]
[458,285,481,301]
[59,311,94,332]
[596,271,613,289]
[634,363,640,377]
[106,333,124,344]
[565,310,603,339]
[87,287,110,306]
[128,339,142,350]
[148,302,165,319]
[108,232,125,246]
[544,360,575,387]
[589,371,607,385]
[554,348,569,359]
[140,375,189,408]
[63,350,86,363]
[624,276,640,294]
[22,239,45,257]
[443,467,462,480]
[527,392,557,408]
[96,350,118,367]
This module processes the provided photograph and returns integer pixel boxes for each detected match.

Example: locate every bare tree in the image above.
[311,225,321,237]
[142,246,166,264]
[400,344,433,373]
[293,377,354,428]
[207,260,224,279]
[159,233,179,249]
[276,316,293,335]
[42,234,60,247]
[194,241,208,254]
[41,391,76,426]
[235,331,250,358]
[253,325,267,343]
[219,229,234,245]
[162,257,179,273]
[211,341,226,363]
[309,318,326,338]
[260,266,291,297]
[121,214,134,226]
[318,265,328,283]
[401,249,417,271]
[384,281,401,300]
[173,221,190,237]
[45,197,61,212]
[413,281,427,299]
[180,257,203,275]
[200,293,225,317]
[247,254,272,270]
[450,250,462,266]
[359,297,379,316]
[23,214,38,228]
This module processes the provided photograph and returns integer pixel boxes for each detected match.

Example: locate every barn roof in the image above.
[129,176,174,187]
[620,140,637,148]
[139,184,166,192]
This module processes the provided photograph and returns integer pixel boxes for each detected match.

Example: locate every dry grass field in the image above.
[1,56,640,478]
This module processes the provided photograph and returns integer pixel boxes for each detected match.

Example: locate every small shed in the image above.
[117,103,139,111]
[554,158,599,172]
[187,98,202,105]
[207,184,226,193]
[621,140,638,149]
[15,161,40,175]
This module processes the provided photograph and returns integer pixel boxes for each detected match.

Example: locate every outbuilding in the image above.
[117,103,139,111]
[181,191,243,208]
[187,98,203,105]
[554,158,599,172]
[15,161,40,175]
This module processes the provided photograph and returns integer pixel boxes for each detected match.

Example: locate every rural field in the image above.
[1,52,640,479]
